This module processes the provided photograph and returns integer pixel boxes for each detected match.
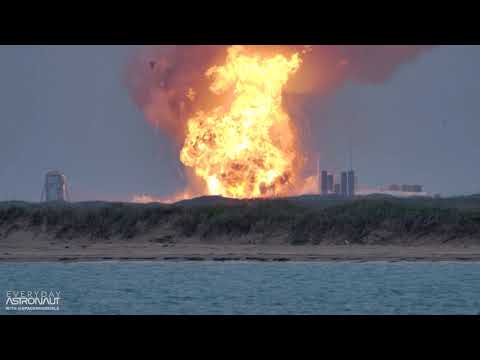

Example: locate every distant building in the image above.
[410,185,423,193]
[400,184,423,193]
[334,183,341,195]
[347,170,355,197]
[327,174,334,193]
[319,168,356,197]
[341,171,348,197]
[42,171,69,202]
[384,183,424,195]
[320,170,328,195]
[388,184,401,191]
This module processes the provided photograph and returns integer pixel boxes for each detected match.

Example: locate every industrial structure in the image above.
[327,174,334,193]
[317,142,357,198]
[341,171,348,197]
[311,124,363,198]
[347,170,355,197]
[334,183,341,195]
[387,184,423,193]
[318,167,356,198]
[41,171,70,202]
[320,170,328,195]
[314,143,425,198]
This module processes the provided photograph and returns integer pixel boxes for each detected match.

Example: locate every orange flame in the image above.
[179,45,304,199]
[132,188,198,204]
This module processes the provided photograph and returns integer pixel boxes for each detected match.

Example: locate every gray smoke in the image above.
[125,45,434,143]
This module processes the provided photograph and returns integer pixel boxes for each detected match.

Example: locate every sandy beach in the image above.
[1,232,480,262]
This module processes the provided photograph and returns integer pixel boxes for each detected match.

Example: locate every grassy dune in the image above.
[1,195,480,245]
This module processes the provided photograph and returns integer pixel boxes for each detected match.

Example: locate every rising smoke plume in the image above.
[125,45,434,202]
[126,45,433,137]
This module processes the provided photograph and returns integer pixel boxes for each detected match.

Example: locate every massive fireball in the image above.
[179,45,304,199]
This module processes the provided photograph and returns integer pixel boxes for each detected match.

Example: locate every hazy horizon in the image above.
[0,45,479,201]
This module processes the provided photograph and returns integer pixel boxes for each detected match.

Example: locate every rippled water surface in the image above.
[1,261,479,314]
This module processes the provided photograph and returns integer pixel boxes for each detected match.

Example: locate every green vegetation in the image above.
[0,195,479,244]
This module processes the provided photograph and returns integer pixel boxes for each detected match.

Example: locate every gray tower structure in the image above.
[320,170,328,195]
[347,170,355,197]
[327,174,334,193]
[341,171,348,197]
[41,171,70,202]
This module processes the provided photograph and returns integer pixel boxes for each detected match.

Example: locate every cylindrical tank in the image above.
[347,170,355,197]
[44,171,68,202]
[341,171,348,197]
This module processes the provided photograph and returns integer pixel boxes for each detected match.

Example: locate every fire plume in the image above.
[127,45,434,203]
[179,46,304,198]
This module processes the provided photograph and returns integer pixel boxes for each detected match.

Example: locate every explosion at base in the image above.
[127,45,433,203]
[179,45,305,199]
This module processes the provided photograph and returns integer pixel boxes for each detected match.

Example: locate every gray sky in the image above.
[0,45,478,201]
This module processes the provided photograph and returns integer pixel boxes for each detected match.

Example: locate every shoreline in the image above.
[2,257,480,263]
[1,197,479,264]
[2,244,480,263]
